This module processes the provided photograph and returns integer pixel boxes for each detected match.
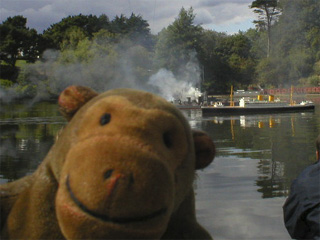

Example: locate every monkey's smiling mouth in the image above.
[66,175,167,224]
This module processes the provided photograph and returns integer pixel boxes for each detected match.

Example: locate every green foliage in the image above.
[125,45,153,85]
[58,29,117,65]
[15,84,37,97]
[2,1,320,96]
[15,63,39,97]
[154,7,203,73]
[299,75,320,87]
[43,13,153,51]
[245,28,267,59]
[43,14,110,50]
[287,48,313,81]
[250,0,282,57]
[255,57,281,87]
[60,27,88,51]
[15,60,27,68]
[125,14,152,46]
[298,59,320,86]
[0,79,14,88]
[47,27,153,93]
[0,16,41,67]
[253,0,320,87]
[313,60,320,75]
[198,31,256,93]
[93,29,120,45]
[250,0,281,30]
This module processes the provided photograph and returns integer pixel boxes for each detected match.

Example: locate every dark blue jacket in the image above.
[283,160,320,239]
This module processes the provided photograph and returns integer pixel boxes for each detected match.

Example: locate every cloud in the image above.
[193,8,215,25]
[196,0,252,8]
[194,2,254,25]
[0,0,255,34]
[0,0,50,12]
[194,2,256,34]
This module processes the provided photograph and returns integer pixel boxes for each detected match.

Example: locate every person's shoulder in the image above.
[297,160,319,178]
[294,161,320,196]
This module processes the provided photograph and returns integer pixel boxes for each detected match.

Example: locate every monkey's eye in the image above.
[163,131,173,149]
[100,113,111,125]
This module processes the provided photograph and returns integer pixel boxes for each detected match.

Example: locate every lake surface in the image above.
[1,97,319,239]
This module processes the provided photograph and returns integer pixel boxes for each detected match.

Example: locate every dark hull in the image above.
[176,105,202,110]
[201,104,315,115]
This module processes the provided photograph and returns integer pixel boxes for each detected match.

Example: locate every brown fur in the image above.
[0,86,215,239]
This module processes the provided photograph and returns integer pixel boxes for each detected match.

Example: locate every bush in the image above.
[299,75,320,86]
[0,79,14,88]
[15,84,37,97]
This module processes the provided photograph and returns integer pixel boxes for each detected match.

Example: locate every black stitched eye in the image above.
[163,131,173,148]
[100,113,111,125]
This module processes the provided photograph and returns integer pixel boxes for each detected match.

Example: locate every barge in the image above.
[201,101,315,115]
[175,104,201,110]
[202,96,315,115]
[202,85,315,115]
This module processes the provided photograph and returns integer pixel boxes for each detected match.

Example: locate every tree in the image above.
[0,16,40,67]
[253,0,320,87]
[109,14,153,49]
[60,26,88,51]
[110,14,128,35]
[154,7,203,73]
[224,33,256,87]
[42,14,110,50]
[199,31,256,93]
[125,14,153,49]
[250,0,281,57]
[245,28,267,59]
[43,26,153,94]
[42,13,153,50]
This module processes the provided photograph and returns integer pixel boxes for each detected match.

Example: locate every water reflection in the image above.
[0,102,66,183]
[0,102,319,239]
[182,107,319,239]
[195,156,290,239]
[184,110,320,197]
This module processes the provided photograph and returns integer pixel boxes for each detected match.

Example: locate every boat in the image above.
[201,86,315,115]
[173,87,203,110]
[175,104,202,110]
[201,101,315,115]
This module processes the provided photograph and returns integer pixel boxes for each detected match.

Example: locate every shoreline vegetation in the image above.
[1,1,320,101]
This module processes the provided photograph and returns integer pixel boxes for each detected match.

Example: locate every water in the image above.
[182,103,320,239]
[0,99,319,239]
[0,102,66,183]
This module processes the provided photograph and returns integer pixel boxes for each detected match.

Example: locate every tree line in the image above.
[1,0,319,97]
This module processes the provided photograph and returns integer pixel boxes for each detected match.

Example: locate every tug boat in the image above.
[201,86,315,115]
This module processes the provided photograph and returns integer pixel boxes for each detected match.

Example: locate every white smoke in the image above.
[148,51,203,102]
[1,42,203,105]
[148,68,201,102]
[0,87,16,103]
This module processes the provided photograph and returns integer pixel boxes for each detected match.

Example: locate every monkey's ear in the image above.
[58,85,98,121]
[193,130,215,170]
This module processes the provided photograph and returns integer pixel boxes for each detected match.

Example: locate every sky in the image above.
[0,0,256,34]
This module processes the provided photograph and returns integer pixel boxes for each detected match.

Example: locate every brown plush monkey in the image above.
[0,86,215,239]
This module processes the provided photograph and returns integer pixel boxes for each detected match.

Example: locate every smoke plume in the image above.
[1,43,202,105]
[148,51,202,102]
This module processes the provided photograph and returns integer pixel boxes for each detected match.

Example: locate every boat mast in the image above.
[230,85,234,106]
[290,85,294,106]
